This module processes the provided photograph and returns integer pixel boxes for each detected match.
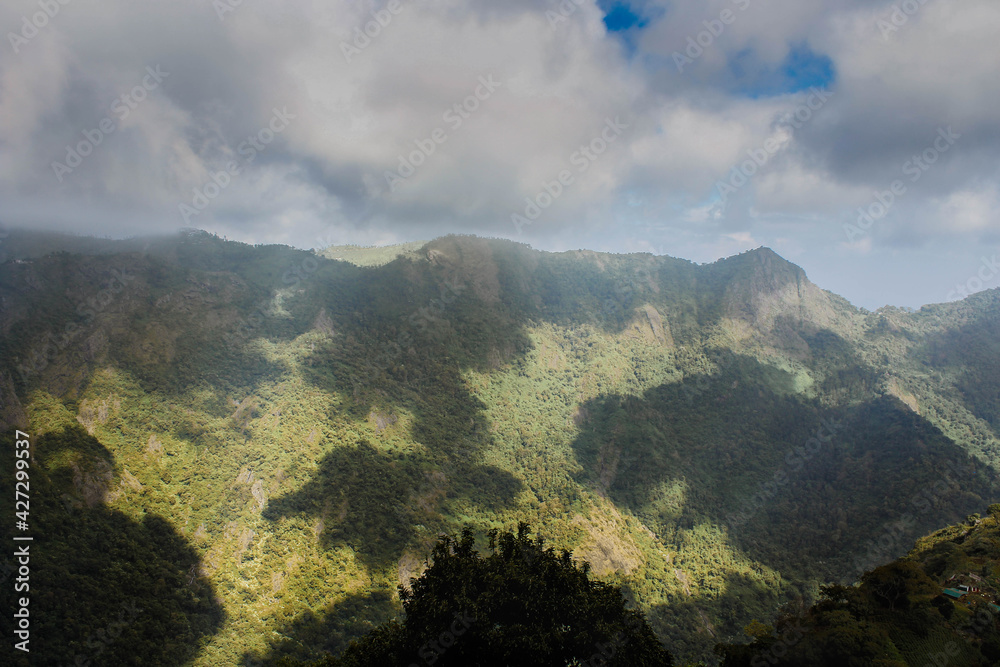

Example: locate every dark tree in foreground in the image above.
[291,523,672,666]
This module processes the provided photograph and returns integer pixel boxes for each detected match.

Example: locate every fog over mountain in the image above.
[2,1,999,665]
[1,231,998,664]
[1,0,998,308]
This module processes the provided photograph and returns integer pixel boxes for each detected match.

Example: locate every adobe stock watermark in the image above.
[352,278,465,395]
[341,0,406,63]
[545,0,588,30]
[923,604,999,667]
[222,253,320,348]
[178,107,295,224]
[851,458,974,576]
[511,116,629,235]
[384,74,503,193]
[7,0,72,55]
[877,0,934,40]
[745,621,806,667]
[212,0,247,21]
[673,0,754,73]
[410,610,475,666]
[15,268,135,383]
[947,255,1000,301]
[51,66,170,183]
[843,126,960,243]
[715,87,833,206]
[725,416,843,530]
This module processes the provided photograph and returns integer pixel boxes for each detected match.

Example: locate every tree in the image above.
[292,523,672,666]
[862,562,937,612]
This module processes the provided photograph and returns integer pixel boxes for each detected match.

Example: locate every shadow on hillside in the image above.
[264,438,521,571]
[0,243,344,400]
[240,542,797,666]
[268,237,679,568]
[913,307,1000,440]
[644,569,799,664]
[16,235,974,663]
[296,236,665,386]
[568,349,997,585]
[242,589,399,665]
[118,248,368,398]
[0,425,224,666]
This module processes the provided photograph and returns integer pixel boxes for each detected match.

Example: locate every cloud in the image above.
[933,183,1000,235]
[1,0,997,307]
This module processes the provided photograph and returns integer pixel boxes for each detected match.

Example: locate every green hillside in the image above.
[716,507,1000,666]
[0,230,998,664]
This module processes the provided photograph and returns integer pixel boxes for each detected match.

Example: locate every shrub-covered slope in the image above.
[716,507,1000,666]
[0,230,997,664]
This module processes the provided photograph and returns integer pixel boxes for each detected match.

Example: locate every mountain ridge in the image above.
[1,230,998,664]
[1,228,985,311]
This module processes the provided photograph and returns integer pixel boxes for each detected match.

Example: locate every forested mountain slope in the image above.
[717,507,1000,666]
[0,230,997,664]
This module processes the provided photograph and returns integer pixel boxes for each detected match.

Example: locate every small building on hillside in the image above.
[943,588,966,600]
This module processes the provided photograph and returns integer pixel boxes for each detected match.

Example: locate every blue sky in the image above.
[600,1,836,97]
[600,1,649,32]
[726,44,836,97]
[1,0,997,310]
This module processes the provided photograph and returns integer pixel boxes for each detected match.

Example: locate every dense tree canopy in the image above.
[292,524,673,666]
[715,513,1000,667]
[3,233,1000,664]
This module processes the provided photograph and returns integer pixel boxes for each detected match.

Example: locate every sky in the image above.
[1,0,998,310]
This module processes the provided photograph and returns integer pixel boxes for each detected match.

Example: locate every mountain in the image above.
[716,506,1000,666]
[0,230,998,665]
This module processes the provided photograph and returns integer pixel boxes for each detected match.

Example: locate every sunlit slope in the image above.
[1,231,997,664]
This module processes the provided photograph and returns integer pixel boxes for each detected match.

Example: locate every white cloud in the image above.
[935,183,999,235]
[2,0,1000,308]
